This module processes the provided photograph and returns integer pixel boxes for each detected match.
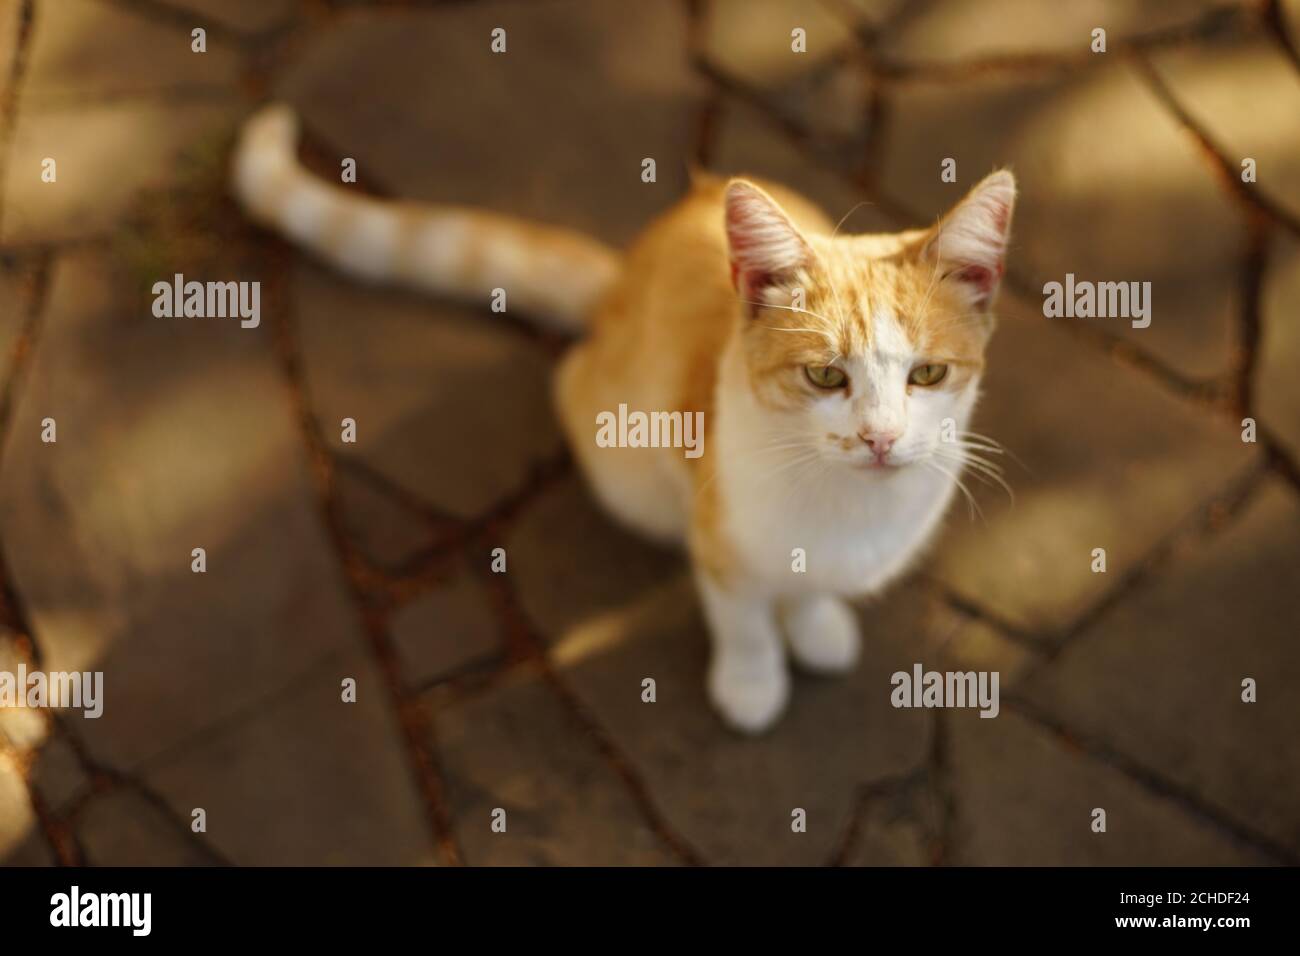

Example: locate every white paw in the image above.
[782,596,860,674]
[708,654,790,734]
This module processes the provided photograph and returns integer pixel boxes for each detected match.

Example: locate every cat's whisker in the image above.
[821,271,852,347]
[936,443,1007,472]
[769,455,821,502]
[915,263,944,319]
[761,326,833,338]
[923,458,981,522]
[763,450,828,492]
[948,440,1006,457]
[932,448,1015,504]
[920,311,993,335]
[946,455,1003,486]
[957,429,1004,447]
[829,200,872,241]
[955,430,1027,471]
[693,436,824,498]
[945,467,985,523]
[951,460,1014,500]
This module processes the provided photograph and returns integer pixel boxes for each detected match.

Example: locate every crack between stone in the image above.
[1261,429,1300,495]
[469,531,708,866]
[825,698,946,867]
[381,449,572,605]
[927,456,1269,668]
[1038,455,1269,667]
[0,253,50,644]
[0,648,79,864]
[1262,0,1300,71]
[0,0,37,241]
[75,769,234,867]
[824,764,931,867]
[925,579,1043,650]
[407,647,512,699]
[132,649,349,778]
[1133,51,1300,242]
[267,238,466,866]
[1004,693,1300,865]
[0,251,79,865]
[39,712,232,866]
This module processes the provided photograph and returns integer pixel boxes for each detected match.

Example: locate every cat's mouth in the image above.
[850,456,904,472]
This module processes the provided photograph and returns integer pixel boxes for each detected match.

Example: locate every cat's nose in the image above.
[859,430,899,460]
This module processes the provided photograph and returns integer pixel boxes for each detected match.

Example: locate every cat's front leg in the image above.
[780,594,860,674]
[695,571,790,733]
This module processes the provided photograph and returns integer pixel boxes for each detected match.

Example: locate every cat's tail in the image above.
[230,103,620,332]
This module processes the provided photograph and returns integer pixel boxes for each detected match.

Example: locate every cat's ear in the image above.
[724,179,811,304]
[923,169,1016,310]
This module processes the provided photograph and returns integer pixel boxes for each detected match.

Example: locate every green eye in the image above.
[908,363,949,387]
[805,365,848,389]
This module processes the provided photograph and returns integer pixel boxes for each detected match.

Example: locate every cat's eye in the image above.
[908,363,949,387]
[805,365,848,389]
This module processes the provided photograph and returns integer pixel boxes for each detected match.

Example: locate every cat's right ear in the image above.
[724,180,811,308]
[922,169,1016,311]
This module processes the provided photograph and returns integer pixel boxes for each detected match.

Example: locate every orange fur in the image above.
[558,173,1005,577]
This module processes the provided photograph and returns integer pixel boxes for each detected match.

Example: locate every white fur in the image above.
[703,313,974,732]
[278,184,332,247]
[697,570,790,733]
[410,216,470,279]
[572,303,977,734]
[717,310,968,592]
[781,594,861,673]
[229,103,620,330]
[335,205,400,279]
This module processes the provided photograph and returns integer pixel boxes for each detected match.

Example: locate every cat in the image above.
[232,104,1016,733]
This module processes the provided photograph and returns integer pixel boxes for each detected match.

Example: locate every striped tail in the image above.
[230,104,620,332]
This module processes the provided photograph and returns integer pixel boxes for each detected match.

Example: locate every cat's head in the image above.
[724,170,1016,474]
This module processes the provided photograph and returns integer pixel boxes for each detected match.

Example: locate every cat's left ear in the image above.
[724,179,812,307]
[923,169,1016,310]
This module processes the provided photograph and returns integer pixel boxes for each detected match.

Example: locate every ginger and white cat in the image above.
[233,105,1016,733]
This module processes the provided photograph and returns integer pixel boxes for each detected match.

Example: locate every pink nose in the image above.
[859,431,898,459]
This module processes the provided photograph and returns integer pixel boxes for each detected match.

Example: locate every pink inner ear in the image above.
[990,200,1009,234]
[733,264,775,305]
[951,262,1003,296]
[725,184,807,299]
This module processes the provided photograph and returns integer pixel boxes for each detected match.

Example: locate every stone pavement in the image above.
[0,0,1297,866]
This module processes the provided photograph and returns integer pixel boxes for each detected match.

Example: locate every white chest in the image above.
[713,382,958,597]
[720,454,954,596]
